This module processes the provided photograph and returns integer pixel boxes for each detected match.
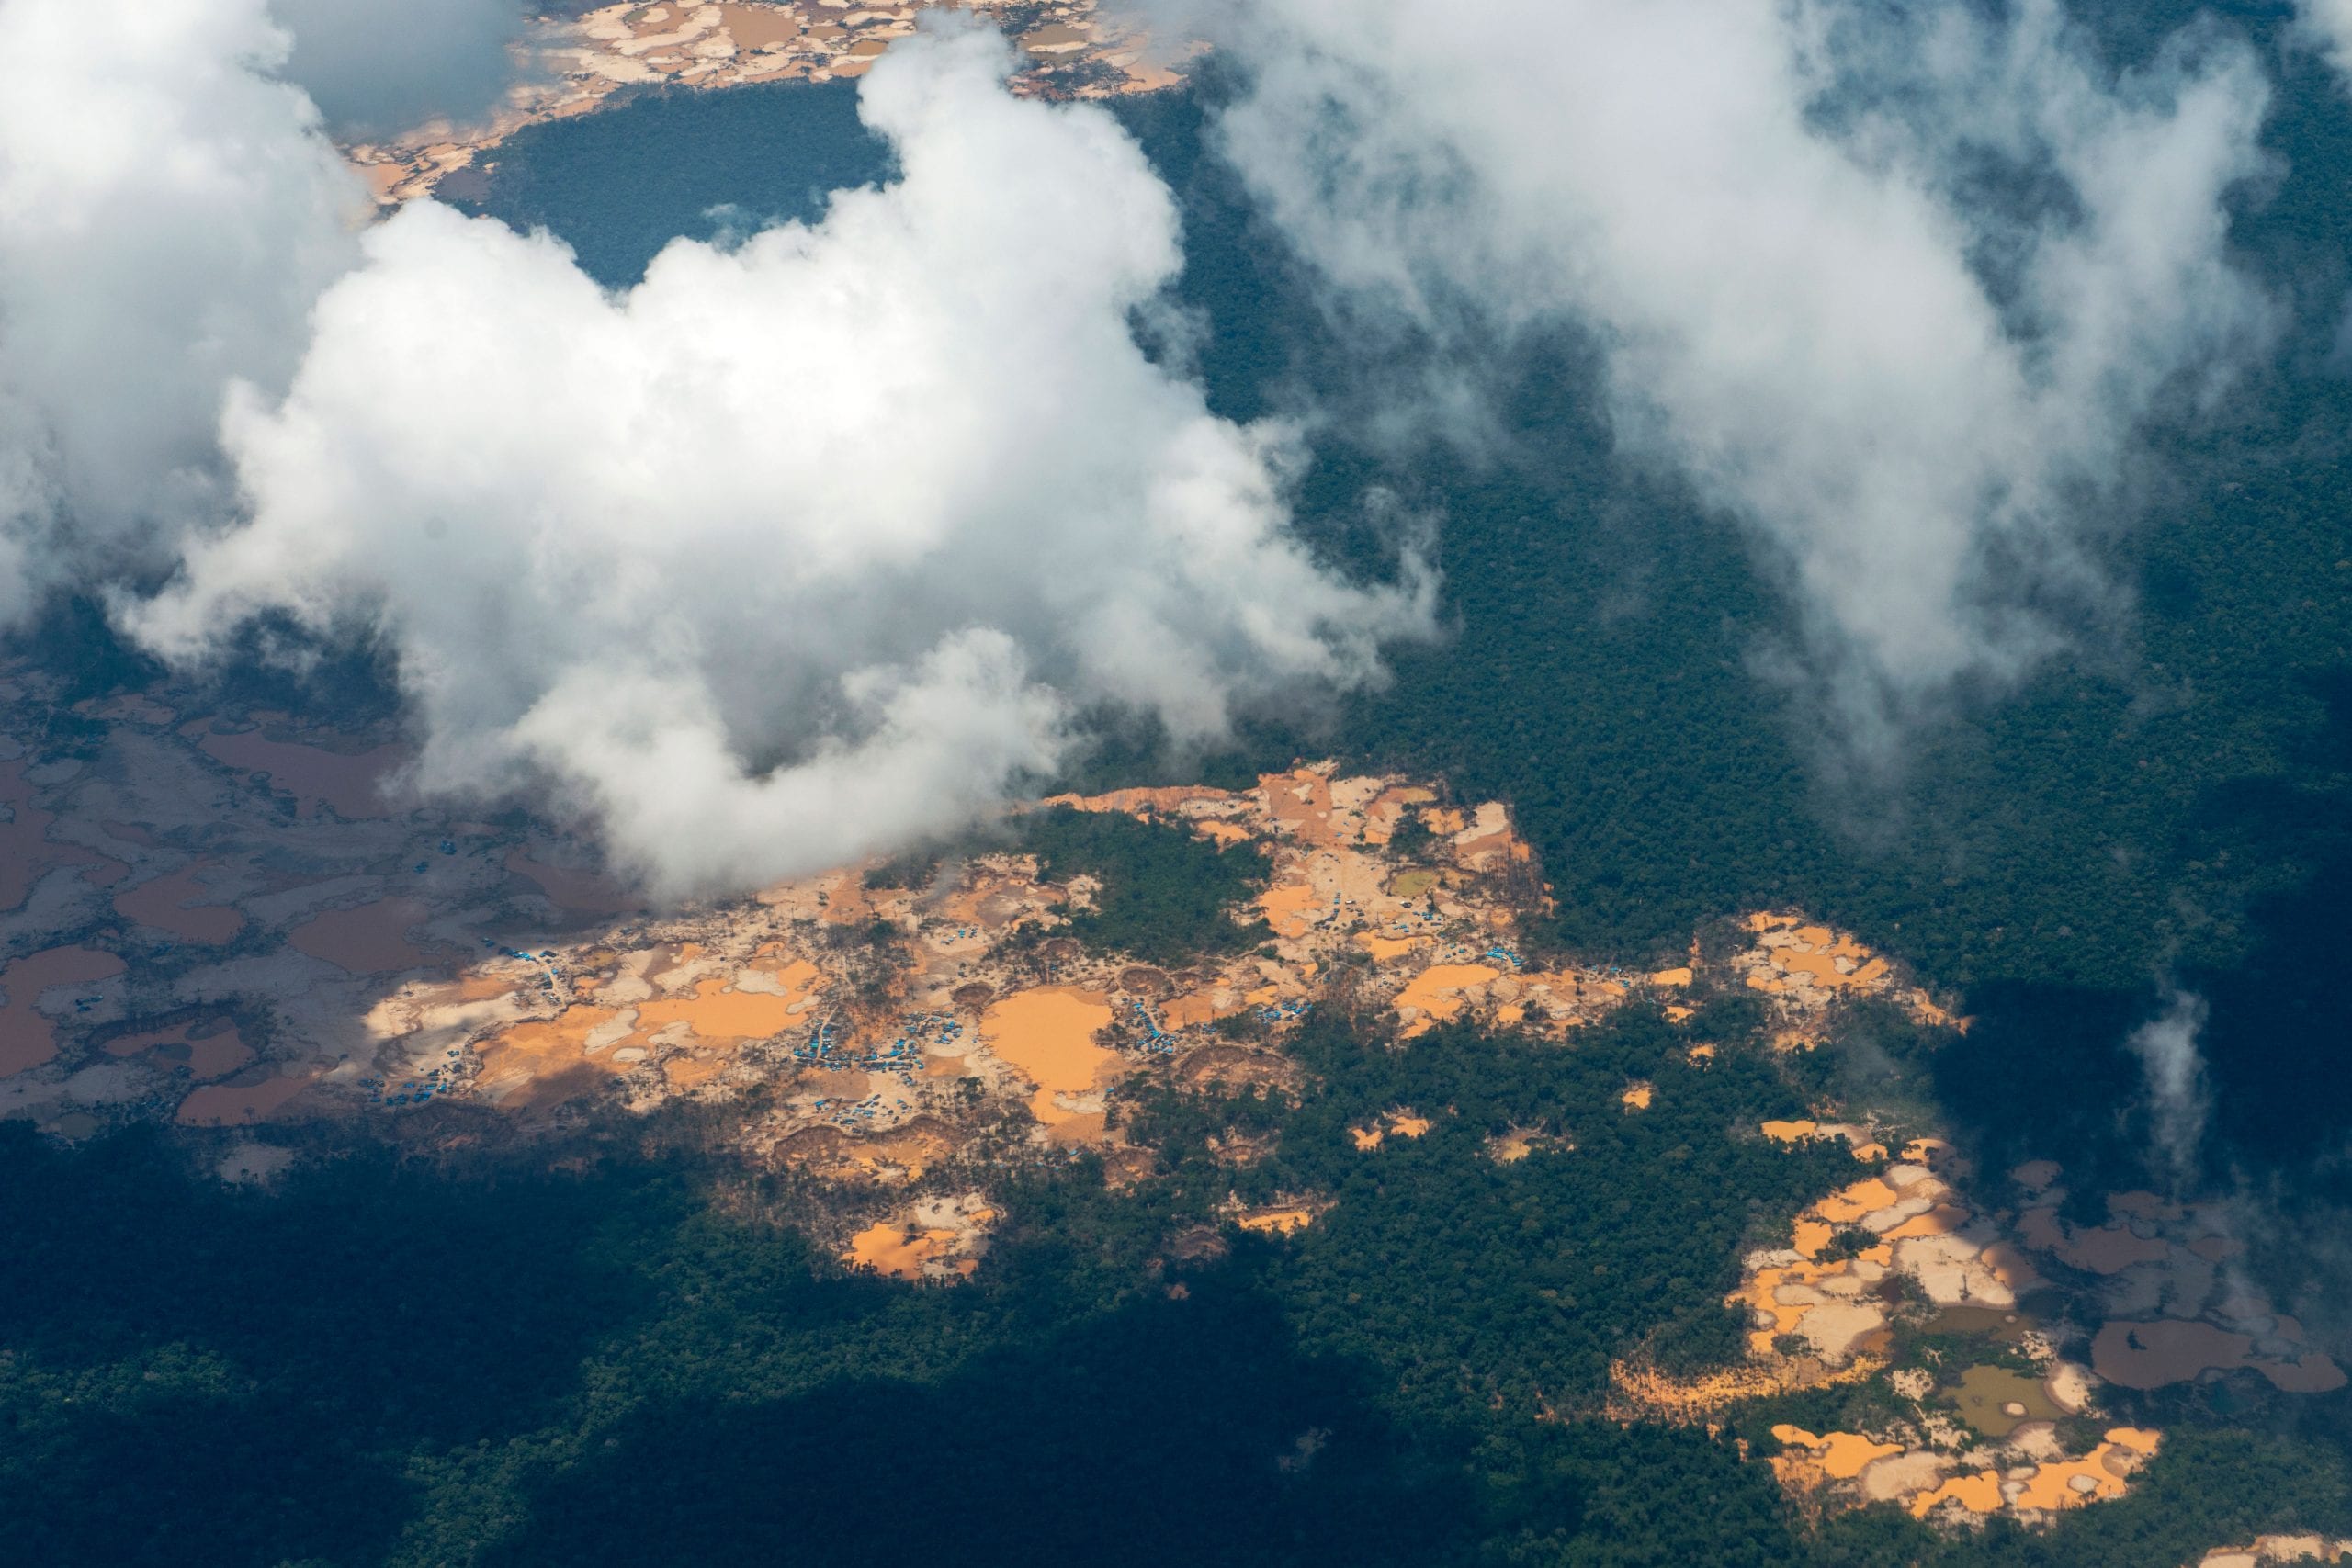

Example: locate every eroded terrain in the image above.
[1616,1118,2340,1527]
[350,1,1188,205]
[3,661,2336,1546]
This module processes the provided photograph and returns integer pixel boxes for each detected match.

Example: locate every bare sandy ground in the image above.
[3,660,2335,1557]
[345,1,1197,206]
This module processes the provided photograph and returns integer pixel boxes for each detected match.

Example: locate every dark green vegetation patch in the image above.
[866,805,1271,965]
[1018,805,1271,965]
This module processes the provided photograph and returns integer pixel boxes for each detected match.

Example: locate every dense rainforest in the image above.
[8,2,2352,1561]
[12,1002,2350,1565]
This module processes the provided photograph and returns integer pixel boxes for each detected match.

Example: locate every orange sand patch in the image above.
[1257,883,1322,937]
[1792,1219,1838,1258]
[845,1224,961,1280]
[1259,768,1338,844]
[1043,1111,1111,1145]
[1908,1470,2005,1518]
[474,1006,634,1105]
[981,987,1116,1127]
[176,1070,315,1126]
[1914,998,1966,1030]
[634,978,810,1043]
[456,973,522,1002]
[1736,1231,1894,1355]
[1487,1128,1548,1163]
[0,946,126,1077]
[114,864,243,944]
[1237,1208,1313,1234]
[1393,963,1500,1036]
[762,956,823,991]
[1044,784,1231,818]
[193,723,404,818]
[288,897,443,974]
[1610,1354,1881,1421]
[1162,989,1222,1028]
[1774,1427,1904,1479]
[1621,1081,1654,1111]
[2010,1429,2157,1511]
[1775,948,1863,988]
[662,1054,727,1089]
[1649,966,1693,987]
[1359,784,1434,844]
[1817,1432,1904,1479]
[1815,1179,1900,1224]
[1356,932,1421,963]
[1762,1119,1819,1143]
[1354,1109,1430,1148]
[106,1021,253,1080]
[816,875,876,928]
[1881,1204,1972,1242]
[1194,820,1252,848]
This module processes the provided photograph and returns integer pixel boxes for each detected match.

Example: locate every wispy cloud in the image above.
[1136,0,2274,758]
[0,0,366,621]
[2129,987,2211,1188]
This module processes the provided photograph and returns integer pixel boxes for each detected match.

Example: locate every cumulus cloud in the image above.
[0,0,364,622]
[1137,0,2273,750]
[130,23,1431,897]
[269,0,523,138]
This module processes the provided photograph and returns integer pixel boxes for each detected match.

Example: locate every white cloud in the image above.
[2299,0,2352,85]
[1140,0,2273,749]
[132,23,1431,897]
[0,0,365,621]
